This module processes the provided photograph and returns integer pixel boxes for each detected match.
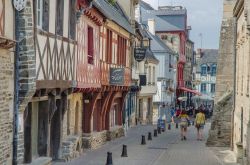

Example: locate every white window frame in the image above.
[37,0,43,28]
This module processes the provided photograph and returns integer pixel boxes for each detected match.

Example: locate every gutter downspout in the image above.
[13,9,20,165]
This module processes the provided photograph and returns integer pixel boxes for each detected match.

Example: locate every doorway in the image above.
[50,99,61,160]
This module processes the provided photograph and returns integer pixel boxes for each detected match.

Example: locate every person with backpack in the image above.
[179,110,189,140]
[195,110,206,141]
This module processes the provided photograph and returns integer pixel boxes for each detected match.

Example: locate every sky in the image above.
[142,0,223,49]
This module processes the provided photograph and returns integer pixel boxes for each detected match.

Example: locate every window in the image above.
[201,83,206,93]
[117,35,127,66]
[56,0,64,36]
[69,0,76,39]
[148,66,151,84]
[106,29,112,63]
[36,0,49,31]
[37,0,43,28]
[153,66,155,84]
[211,84,215,93]
[87,26,94,64]
[211,65,217,76]
[201,65,207,76]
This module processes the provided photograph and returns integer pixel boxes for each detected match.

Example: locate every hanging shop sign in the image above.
[110,68,124,85]
[134,48,146,62]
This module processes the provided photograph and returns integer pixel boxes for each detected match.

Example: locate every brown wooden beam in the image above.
[36,80,73,89]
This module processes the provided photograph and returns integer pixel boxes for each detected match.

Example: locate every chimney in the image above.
[148,19,155,35]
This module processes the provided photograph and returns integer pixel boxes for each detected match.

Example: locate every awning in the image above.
[179,87,202,96]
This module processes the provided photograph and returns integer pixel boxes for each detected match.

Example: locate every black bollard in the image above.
[157,127,162,134]
[192,121,195,126]
[168,124,171,130]
[148,132,152,140]
[121,145,128,157]
[154,129,158,137]
[106,152,113,165]
[141,135,146,145]
[176,122,178,129]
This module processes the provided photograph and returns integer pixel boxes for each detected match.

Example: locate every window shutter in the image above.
[42,0,49,31]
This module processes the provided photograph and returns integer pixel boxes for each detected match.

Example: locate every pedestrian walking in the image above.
[170,106,175,123]
[179,110,189,140]
[195,109,206,141]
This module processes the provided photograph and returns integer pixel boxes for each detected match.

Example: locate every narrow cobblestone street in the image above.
[54,123,227,165]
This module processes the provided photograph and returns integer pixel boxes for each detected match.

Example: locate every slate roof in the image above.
[148,32,175,54]
[199,49,218,65]
[145,48,159,64]
[140,1,187,32]
[196,49,218,72]
[93,0,134,34]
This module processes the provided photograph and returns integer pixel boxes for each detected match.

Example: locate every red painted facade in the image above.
[77,1,131,142]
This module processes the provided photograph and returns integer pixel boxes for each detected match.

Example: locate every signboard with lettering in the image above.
[110,68,124,85]
[134,48,146,62]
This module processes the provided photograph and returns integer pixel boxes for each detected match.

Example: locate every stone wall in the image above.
[207,0,236,147]
[82,126,125,149]
[207,92,233,146]
[0,49,14,165]
[16,0,36,163]
[107,126,125,141]
[82,131,108,149]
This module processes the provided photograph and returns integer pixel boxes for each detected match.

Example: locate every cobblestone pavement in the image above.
[54,123,225,165]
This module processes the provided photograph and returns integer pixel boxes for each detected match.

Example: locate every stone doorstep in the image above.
[28,157,52,165]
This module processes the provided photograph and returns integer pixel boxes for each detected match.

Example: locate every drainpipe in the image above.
[13,9,20,165]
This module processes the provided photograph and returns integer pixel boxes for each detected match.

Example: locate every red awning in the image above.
[179,87,202,96]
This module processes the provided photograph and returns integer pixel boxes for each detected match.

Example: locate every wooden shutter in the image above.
[42,0,49,31]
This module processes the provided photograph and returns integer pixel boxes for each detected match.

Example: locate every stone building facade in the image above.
[0,1,15,164]
[233,0,250,164]
[207,0,236,152]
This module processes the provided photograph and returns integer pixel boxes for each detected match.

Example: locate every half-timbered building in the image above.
[81,0,133,149]
[20,0,97,163]
[16,0,133,163]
